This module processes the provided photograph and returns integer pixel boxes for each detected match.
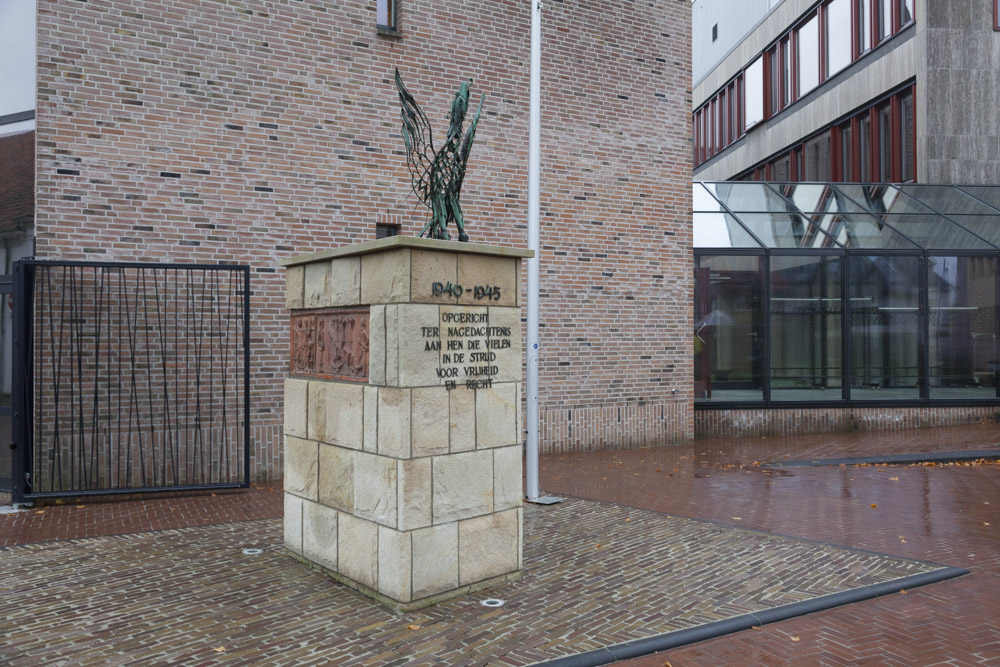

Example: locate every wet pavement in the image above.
[540,424,1000,665]
[0,423,997,664]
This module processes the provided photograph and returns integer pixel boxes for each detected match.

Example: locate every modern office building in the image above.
[693,0,1000,184]
[691,0,1000,436]
[0,0,694,493]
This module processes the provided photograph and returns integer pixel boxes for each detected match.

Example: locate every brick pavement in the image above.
[0,495,950,665]
[539,424,1000,665]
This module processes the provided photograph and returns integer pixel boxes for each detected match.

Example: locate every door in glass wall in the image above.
[849,255,921,399]
[695,255,765,401]
[771,256,843,400]
[928,256,999,398]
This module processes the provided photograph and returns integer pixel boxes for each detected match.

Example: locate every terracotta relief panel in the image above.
[290,308,369,381]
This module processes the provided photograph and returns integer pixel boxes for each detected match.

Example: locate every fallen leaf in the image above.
[899,589,907,595]
[656,469,661,473]
[407,624,421,630]
[595,544,601,549]
[889,476,899,481]
[751,626,761,631]
[900,538,907,543]
[76,505,85,509]
[625,518,631,522]
[870,503,878,509]
[664,661,673,667]
[984,523,991,527]
[790,636,800,641]
[214,647,227,653]
[34,510,45,515]
[731,517,742,521]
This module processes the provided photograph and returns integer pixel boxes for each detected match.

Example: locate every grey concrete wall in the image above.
[693,0,774,84]
[918,0,1000,184]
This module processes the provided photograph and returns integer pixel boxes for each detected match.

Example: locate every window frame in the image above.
[376,0,398,33]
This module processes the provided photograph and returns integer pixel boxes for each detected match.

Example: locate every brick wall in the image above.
[696,406,1000,439]
[35,0,695,475]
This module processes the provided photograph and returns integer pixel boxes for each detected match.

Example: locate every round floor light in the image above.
[481,598,505,608]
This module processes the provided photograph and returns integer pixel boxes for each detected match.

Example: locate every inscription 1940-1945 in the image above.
[421,282,513,390]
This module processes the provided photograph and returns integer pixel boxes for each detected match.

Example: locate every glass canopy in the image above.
[694,182,1000,407]
[695,182,1000,251]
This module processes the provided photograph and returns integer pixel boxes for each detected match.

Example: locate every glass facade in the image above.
[694,182,1000,407]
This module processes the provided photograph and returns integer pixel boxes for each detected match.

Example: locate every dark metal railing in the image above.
[11,261,250,502]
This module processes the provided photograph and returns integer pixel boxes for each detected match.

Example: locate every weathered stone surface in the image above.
[338,513,378,590]
[286,265,304,309]
[377,526,412,603]
[303,500,338,572]
[457,254,517,307]
[396,304,441,387]
[397,458,432,531]
[368,305,386,386]
[361,248,410,304]
[493,445,523,512]
[411,249,458,305]
[318,444,354,513]
[307,381,327,442]
[304,260,331,309]
[486,307,521,383]
[363,386,378,453]
[458,509,519,586]
[284,378,309,438]
[377,388,411,459]
[411,387,450,457]
[449,387,476,452]
[284,493,303,554]
[329,256,361,306]
[433,450,493,523]
[283,435,318,501]
[517,506,524,570]
[412,522,459,599]
[476,383,518,448]
[515,382,523,442]
[384,305,399,386]
[323,382,364,450]
[354,452,397,528]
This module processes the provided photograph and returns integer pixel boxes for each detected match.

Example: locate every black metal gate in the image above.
[10,261,250,503]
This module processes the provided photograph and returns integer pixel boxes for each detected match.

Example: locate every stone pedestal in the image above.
[280,236,532,611]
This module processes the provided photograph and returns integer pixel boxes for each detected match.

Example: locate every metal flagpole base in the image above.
[525,495,564,505]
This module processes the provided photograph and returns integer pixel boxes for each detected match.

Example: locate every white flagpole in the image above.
[525,0,546,503]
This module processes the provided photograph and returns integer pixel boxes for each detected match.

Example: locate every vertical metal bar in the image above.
[10,262,31,505]
[763,253,771,403]
[920,253,929,399]
[242,266,251,487]
[843,252,852,401]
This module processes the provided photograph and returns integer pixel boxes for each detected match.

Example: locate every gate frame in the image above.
[10,259,251,505]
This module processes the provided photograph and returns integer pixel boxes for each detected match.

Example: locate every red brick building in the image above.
[25,0,694,478]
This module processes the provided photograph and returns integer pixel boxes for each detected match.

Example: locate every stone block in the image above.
[411,249,458,304]
[412,522,459,599]
[283,435,318,501]
[385,305,399,386]
[307,381,327,442]
[318,444,354,513]
[411,387,450,457]
[286,265,304,309]
[517,506,524,570]
[493,445,523,512]
[284,378,309,438]
[338,513,378,590]
[515,382,523,442]
[448,387,476,452]
[377,526,412,603]
[284,493,303,555]
[457,253,517,307]
[323,382,364,450]
[397,458,432,531]
[476,382,518,448]
[458,509,519,586]
[304,260,331,309]
[363,386,378,452]
[486,307,521,383]
[354,452,397,528]
[368,306,386,386]
[433,450,493,523]
[377,387,411,459]
[329,256,361,306]
[303,500,338,572]
[361,248,410,304]
[396,304,442,387]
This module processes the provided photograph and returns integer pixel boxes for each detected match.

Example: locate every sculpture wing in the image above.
[453,93,485,191]
[394,69,435,206]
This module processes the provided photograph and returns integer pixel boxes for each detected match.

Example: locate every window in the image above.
[712,23,718,42]
[745,57,764,129]
[826,0,852,76]
[376,0,396,30]
[798,15,820,95]
[899,0,914,28]
[803,130,833,181]
[900,90,914,181]
[876,0,891,42]
[857,0,872,55]
[877,102,892,181]
[375,222,399,239]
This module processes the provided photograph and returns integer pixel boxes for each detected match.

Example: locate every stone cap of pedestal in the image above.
[279,236,533,268]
